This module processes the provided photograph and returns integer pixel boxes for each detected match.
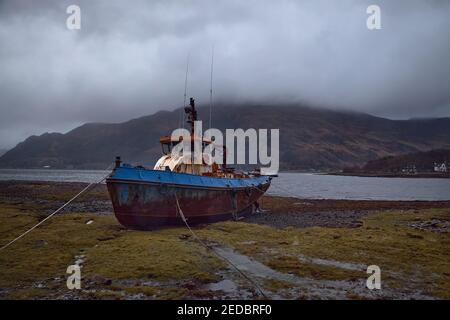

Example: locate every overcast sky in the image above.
[0,0,449,149]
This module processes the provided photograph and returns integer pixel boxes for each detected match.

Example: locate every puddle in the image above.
[214,246,302,284]
[204,278,254,299]
[239,241,257,245]
[293,202,312,206]
[298,254,366,271]
[211,245,436,300]
[206,279,238,292]
[74,254,85,267]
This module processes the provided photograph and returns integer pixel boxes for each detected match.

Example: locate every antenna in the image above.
[182,54,190,128]
[209,45,214,130]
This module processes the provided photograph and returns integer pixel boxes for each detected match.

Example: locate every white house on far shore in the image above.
[434,162,448,172]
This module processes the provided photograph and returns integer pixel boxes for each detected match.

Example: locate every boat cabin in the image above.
[154,97,246,178]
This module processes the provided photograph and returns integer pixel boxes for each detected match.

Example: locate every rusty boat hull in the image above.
[106,165,271,230]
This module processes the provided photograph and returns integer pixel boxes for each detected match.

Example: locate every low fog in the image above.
[0,0,449,149]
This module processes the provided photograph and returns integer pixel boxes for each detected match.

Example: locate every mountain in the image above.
[1,104,450,170]
[0,149,8,157]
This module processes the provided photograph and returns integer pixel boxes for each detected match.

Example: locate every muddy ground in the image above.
[0,180,449,300]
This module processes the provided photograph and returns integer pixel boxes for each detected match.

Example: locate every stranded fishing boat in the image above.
[106,98,272,230]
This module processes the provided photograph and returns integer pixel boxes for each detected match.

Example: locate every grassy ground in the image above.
[0,182,449,299]
[0,203,224,299]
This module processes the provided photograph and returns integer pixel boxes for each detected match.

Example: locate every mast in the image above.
[209,45,214,129]
[182,54,190,129]
[184,97,197,135]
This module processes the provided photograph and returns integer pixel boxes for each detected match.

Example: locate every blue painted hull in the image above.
[106,166,271,229]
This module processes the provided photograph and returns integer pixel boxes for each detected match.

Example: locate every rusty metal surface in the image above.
[107,180,270,230]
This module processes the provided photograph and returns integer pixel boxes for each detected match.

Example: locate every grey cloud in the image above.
[0,0,449,148]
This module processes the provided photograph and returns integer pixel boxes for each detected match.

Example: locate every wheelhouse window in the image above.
[161,143,171,155]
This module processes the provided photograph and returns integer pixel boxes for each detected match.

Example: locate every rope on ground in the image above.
[174,194,268,298]
[0,165,113,252]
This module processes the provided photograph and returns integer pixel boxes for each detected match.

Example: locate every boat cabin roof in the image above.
[159,135,213,145]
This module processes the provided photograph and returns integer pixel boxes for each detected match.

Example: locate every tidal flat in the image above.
[0,181,449,300]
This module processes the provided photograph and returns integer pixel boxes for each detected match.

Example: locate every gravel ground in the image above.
[244,209,370,229]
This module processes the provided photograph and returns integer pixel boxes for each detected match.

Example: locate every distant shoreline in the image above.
[1,167,448,179]
[327,172,450,179]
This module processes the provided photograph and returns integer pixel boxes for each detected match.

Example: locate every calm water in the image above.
[0,169,449,201]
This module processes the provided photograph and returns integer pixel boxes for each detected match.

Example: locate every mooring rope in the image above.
[0,166,113,252]
[174,194,268,298]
